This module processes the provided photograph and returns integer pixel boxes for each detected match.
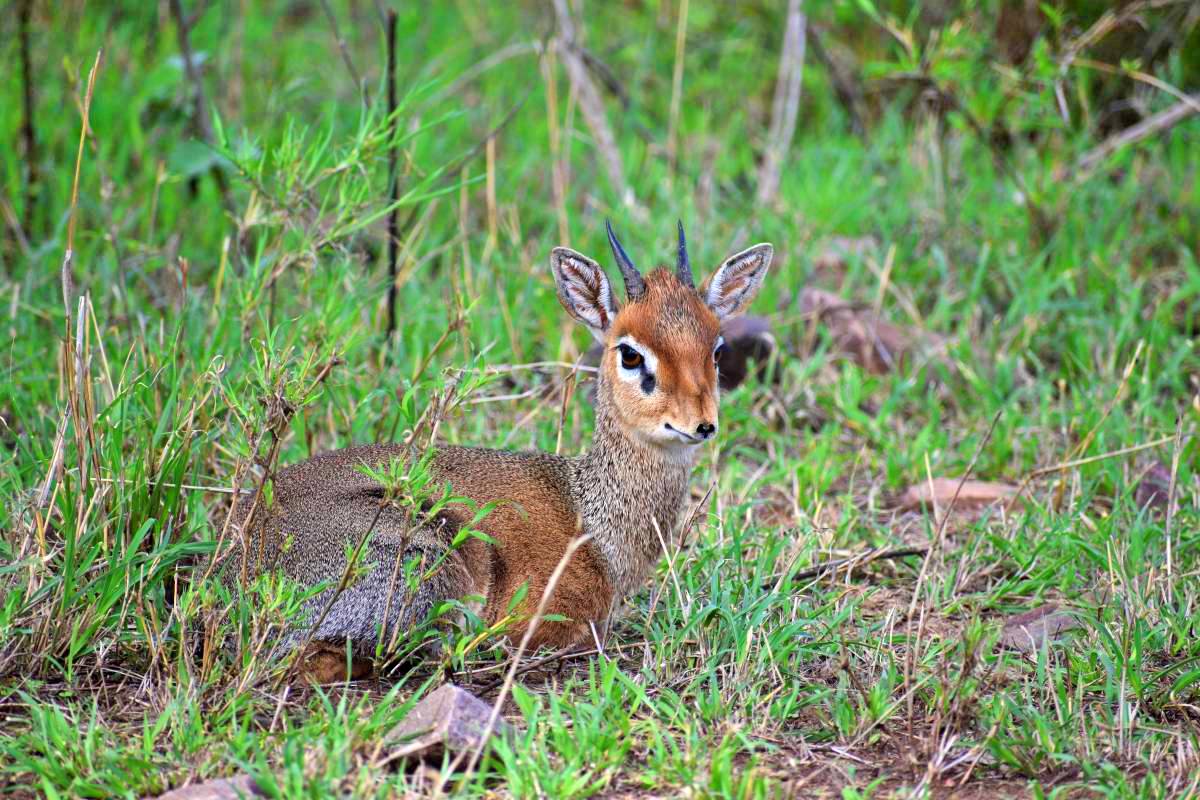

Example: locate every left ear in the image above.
[705,243,773,319]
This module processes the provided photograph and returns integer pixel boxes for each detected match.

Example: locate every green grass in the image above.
[2,1,1199,797]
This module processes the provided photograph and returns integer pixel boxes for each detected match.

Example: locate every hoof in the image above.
[300,642,374,684]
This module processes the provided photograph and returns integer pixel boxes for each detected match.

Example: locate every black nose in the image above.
[696,422,716,439]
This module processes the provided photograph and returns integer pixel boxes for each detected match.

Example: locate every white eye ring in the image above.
[614,335,658,380]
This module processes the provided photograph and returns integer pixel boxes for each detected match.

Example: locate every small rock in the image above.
[155,775,263,799]
[998,604,1079,652]
[386,684,504,761]
[898,478,1018,511]
[1134,462,1172,510]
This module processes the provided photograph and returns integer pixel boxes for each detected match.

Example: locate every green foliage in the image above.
[1,0,1198,797]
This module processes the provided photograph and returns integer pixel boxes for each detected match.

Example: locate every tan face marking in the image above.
[550,235,772,454]
[604,269,722,451]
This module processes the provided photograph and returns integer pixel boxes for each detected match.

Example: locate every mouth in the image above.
[662,423,703,445]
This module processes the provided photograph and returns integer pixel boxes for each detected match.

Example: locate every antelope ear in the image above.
[705,243,773,319]
[550,247,618,342]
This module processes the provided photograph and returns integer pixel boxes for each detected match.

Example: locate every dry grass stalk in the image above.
[541,42,570,245]
[755,0,806,206]
[1162,415,1187,590]
[905,411,1003,621]
[36,49,100,527]
[666,0,689,181]
[449,532,596,792]
[552,0,636,213]
[1005,435,1176,515]
[62,51,101,326]
[901,412,1002,731]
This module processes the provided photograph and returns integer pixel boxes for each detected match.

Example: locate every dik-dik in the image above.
[228,222,772,681]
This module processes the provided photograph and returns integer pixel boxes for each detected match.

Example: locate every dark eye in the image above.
[618,344,644,370]
[713,340,727,364]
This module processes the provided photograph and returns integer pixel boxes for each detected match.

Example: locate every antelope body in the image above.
[227,222,772,681]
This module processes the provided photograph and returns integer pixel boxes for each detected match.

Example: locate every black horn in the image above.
[676,219,694,287]
[606,219,645,300]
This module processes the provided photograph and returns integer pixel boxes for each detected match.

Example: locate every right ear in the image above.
[551,247,617,342]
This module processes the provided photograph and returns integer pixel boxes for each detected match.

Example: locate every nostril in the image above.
[696,422,716,438]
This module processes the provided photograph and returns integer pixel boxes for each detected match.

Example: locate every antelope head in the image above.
[551,221,773,451]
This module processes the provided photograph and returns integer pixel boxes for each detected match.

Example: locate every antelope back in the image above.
[551,222,773,452]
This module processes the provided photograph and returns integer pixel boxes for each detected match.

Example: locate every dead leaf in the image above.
[898,478,1018,511]
[1134,462,1172,510]
[799,287,923,374]
[155,775,263,799]
[998,604,1079,652]
[386,684,505,762]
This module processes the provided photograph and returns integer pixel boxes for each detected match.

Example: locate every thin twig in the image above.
[1072,58,1200,115]
[429,41,541,105]
[318,0,367,107]
[788,547,927,584]
[806,21,863,136]
[278,500,390,687]
[385,9,400,343]
[18,0,38,237]
[1072,94,1200,177]
[0,197,31,260]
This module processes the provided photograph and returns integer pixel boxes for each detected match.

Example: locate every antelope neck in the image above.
[570,389,697,599]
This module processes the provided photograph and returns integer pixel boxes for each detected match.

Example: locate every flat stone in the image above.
[899,478,1018,511]
[155,775,263,799]
[998,604,1080,652]
[386,683,504,761]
